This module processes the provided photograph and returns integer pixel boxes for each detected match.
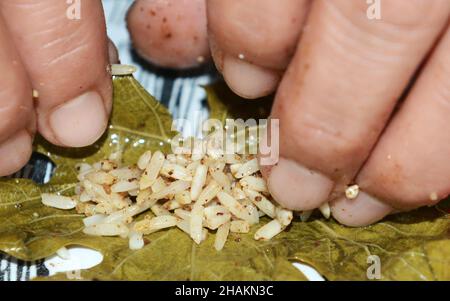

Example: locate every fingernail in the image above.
[0,130,33,176]
[331,191,393,227]
[108,37,120,64]
[267,157,334,211]
[209,36,224,71]
[222,54,280,99]
[50,92,107,147]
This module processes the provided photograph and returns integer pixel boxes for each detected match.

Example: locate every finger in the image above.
[207,0,310,99]
[0,130,34,176]
[127,0,210,69]
[0,0,112,147]
[262,0,450,211]
[0,15,34,176]
[332,25,450,226]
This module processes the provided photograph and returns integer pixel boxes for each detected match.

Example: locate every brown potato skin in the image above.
[127,0,210,69]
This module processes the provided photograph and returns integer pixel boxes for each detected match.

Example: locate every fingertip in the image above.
[48,91,108,148]
[331,192,393,227]
[0,130,33,177]
[267,157,334,211]
[127,0,210,69]
[222,55,280,99]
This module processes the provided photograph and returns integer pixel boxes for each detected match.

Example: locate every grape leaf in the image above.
[0,76,306,281]
[1,78,449,281]
[205,82,273,122]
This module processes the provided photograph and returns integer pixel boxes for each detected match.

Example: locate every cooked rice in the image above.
[42,144,350,251]
[214,222,231,251]
[111,64,137,76]
[41,194,77,210]
[254,219,284,241]
[319,202,331,219]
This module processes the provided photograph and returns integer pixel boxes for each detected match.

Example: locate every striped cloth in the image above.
[0,0,216,281]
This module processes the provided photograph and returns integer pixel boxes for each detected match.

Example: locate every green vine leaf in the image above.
[0,77,448,281]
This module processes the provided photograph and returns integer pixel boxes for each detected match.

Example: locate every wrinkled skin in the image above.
[0,0,448,226]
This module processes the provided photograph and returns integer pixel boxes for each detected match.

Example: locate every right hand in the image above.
[127,0,450,226]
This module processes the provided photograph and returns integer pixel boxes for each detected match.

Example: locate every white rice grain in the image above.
[224,154,242,164]
[111,180,139,193]
[345,184,360,200]
[151,177,166,193]
[174,190,192,205]
[174,208,191,220]
[196,180,221,206]
[104,201,155,224]
[177,219,207,242]
[99,160,116,172]
[203,205,231,230]
[76,164,94,181]
[82,180,109,199]
[190,203,204,244]
[161,162,192,181]
[244,189,276,218]
[239,176,268,193]
[140,151,165,189]
[190,164,207,200]
[210,170,231,192]
[134,215,178,235]
[41,194,77,210]
[111,64,137,76]
[162,199,181,211]
[254,219,283,241]
[240,200,259,225]
[79,191,92,203]
[231,185,246,200]
[176,155,189,166]
[214,222,231,251]
[85,171,115,185]
[216,192,253,223]
[150,180,190,200]
[83,223,129,236]
[166,154,177,163]
[234,158,259,179]
[319,202,331,219]
[137,151,152,170]
[136,188,151,204]
[275,207,293,227]
[151,204,171,216]
[229,163,242,175]
[109,167,141,181]
[82,214,107,227]
[129,230,144,250]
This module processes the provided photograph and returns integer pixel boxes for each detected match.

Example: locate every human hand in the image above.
[0,0,115,176]
[127,0,450,226]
